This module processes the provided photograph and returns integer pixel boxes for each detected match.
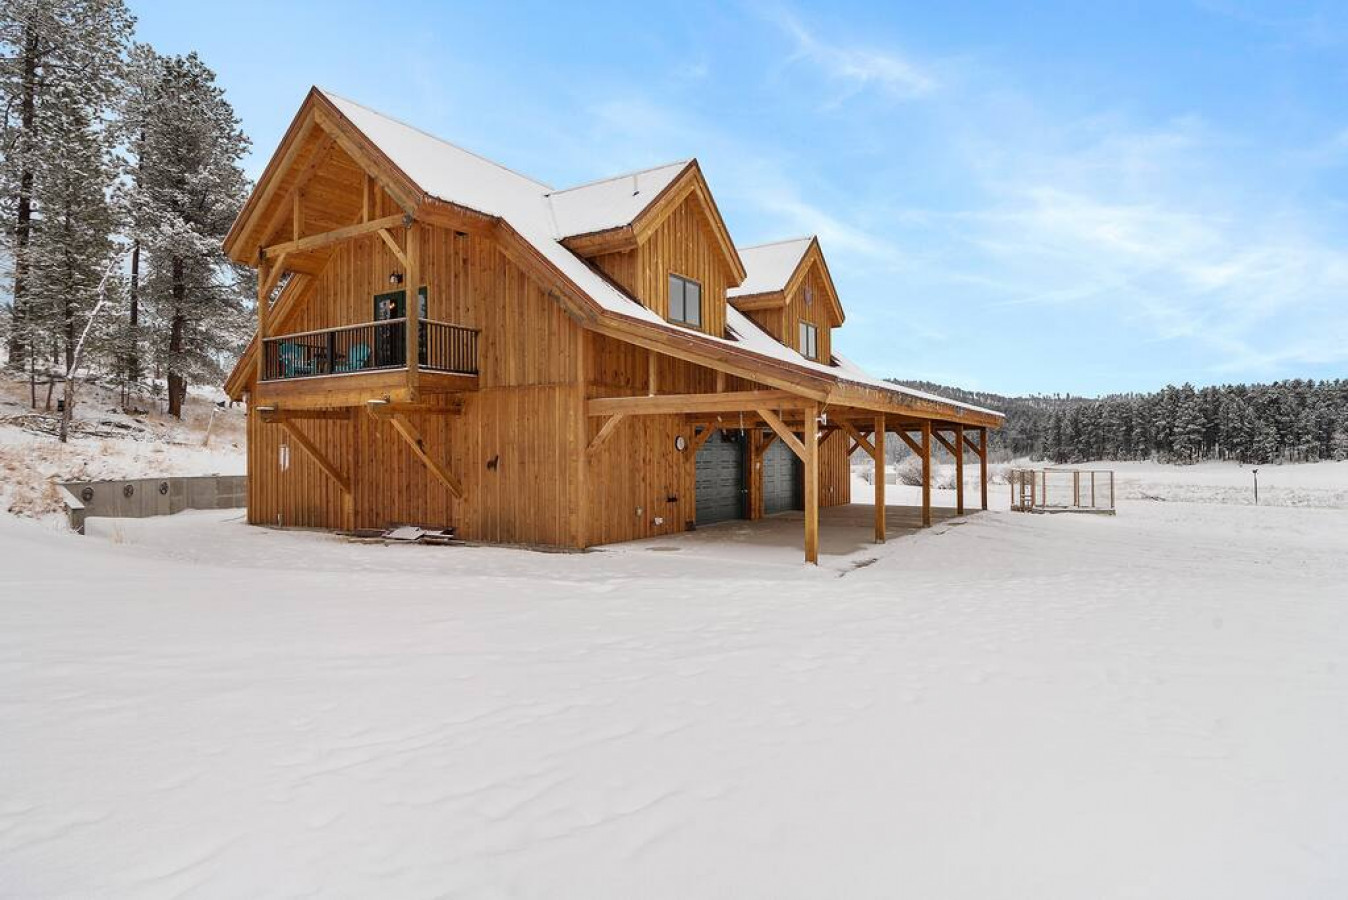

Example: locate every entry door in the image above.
[762,437,804,514]
[695,431,746,525]
[373,287,428,367]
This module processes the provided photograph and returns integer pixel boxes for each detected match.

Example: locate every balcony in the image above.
[256,319,479,407]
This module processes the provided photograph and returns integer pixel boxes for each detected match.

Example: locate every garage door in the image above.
[695,431,746,525]
[762,436,803,515]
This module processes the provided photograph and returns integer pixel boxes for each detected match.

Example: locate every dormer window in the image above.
[799,322,819,359]
[668,273,702,328]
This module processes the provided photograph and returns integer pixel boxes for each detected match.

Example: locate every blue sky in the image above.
[131,0,1348,396]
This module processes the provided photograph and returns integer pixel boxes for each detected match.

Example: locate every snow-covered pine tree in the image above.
[1332,412,1348,462]
[24,79,123,386]
[123,49,251,418]
[1171,384,1206,464]
[0,0,132,372]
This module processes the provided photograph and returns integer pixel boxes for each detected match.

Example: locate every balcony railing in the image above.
[261,318,479,382]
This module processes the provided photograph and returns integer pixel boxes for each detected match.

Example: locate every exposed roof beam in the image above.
[262,213,405,260]
[587,389,803,417]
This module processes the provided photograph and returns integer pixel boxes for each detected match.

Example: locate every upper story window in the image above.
[668,274,702,328]
[799,322,819,360]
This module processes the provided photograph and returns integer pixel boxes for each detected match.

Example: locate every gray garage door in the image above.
[696,431,746,525]
[763,436,803,515]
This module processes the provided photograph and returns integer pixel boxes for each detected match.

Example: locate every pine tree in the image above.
[0,0,132,373]
[123,49,250,418]
[1172,383,1206,463]
[24,79,122,382]
[1332,412,1348,462]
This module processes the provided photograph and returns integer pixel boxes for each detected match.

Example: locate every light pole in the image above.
[1252,468,1259,506]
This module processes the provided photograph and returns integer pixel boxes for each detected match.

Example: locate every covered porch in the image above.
[585,380,999,564]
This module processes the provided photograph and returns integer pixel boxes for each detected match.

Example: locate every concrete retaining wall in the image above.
[59,475,247,533]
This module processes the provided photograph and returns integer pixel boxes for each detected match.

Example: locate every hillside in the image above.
[0,372,245,520]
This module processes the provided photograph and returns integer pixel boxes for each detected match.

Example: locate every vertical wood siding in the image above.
[592,193,732,338]
[247,215,851,550]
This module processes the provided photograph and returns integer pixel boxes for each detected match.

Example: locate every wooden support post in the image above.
[804,403,819,564]
[921,420,932,527]
[648,349,658,396]
[955,423,965,516]
[572,328,589,548]
[747,427,764,521]
[292,191,302,242]
[873,415,886,543]
[405,220,420,395]
[980,427,988,510]
[256,257,271,384]
[362,173,373,223]
[715,369,726,393]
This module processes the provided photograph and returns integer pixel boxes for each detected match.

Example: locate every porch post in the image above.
[921,420,932,527]
[405,220,420,395]
[873,414,886,543]
[955,423,965,516]
[747,426,764,521]
[980,427,989,510]
[804,403,819,564]
[256,256,271,384]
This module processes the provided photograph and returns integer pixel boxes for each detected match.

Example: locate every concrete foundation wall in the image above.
[60,475,247,533]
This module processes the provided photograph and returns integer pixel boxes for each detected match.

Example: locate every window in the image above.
[804,284,814,306]
[800,322,819,359]
[668,274,702,328]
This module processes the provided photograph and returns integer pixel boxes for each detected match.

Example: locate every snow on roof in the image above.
[728,237,814,298]
[723,306,999,418]
[545,161,689,239]
[319,90,998,421]
[321,90,667,327]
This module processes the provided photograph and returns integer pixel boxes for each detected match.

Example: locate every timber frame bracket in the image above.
[366,400,465,499]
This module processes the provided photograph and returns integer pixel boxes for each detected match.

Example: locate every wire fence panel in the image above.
[1010,468,1115,514]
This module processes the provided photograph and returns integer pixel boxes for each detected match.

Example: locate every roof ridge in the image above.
[737,235,815,251]
[317,87,556,192]
[547,159,692,197]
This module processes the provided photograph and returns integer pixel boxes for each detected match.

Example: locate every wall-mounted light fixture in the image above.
[388,272,404,285]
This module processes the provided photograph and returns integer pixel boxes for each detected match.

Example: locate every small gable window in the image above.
[804,284,814,306]
[668,274,702,328]
[800,322,819,360]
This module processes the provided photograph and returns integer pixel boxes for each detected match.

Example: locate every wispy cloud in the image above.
[762,6,936,102]
[944,119,1348,373]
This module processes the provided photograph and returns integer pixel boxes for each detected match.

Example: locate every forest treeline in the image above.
[0,0,251,421]
[897,379,1348,464]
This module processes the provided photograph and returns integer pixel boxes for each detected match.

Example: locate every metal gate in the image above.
[762,436,803,514]
[695,431,746,525]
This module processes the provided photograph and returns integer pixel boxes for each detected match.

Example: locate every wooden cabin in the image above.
[222,89,1003,563]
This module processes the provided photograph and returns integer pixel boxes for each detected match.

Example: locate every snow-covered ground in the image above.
[1071,458,1348,508]
[0,373,245,518]
[3,483,1347,897]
